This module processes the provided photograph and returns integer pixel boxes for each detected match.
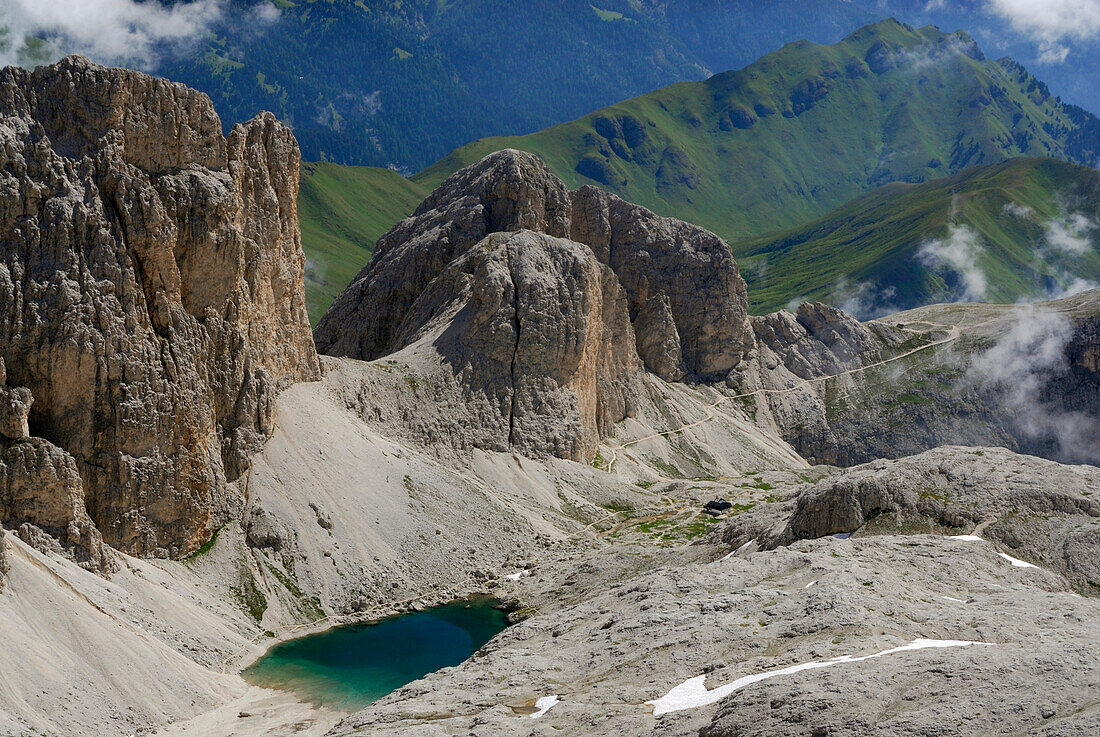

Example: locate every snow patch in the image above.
[645,639,990,716]
[941,596,966,604]
[997,552,1038,569]
[530,695,559,719]
[805,580,817,589]
[720,541,754,561]
[505,571,524,581]
[947,535,1039,569]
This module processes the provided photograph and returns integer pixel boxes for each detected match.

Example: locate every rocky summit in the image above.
[0,53,1098,737]
[315,149,755,462]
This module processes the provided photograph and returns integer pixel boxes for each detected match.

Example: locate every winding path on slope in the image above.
[602,320,967,474]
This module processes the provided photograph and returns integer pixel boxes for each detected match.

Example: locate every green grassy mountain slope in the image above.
[299,162,427,321]
[734,158,1100,316]
[414,20,1100,243]
[150,0,882,169]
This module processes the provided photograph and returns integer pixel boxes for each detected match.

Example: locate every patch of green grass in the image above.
[591,5,625,21]
[417,22,1096,258]
[185,526,221,560]
[643,456,685,479]
[635,519,673,533]
[737,157,1100,314]
[239,570,268,623]
[601,500,634,512]
[634,479,656,489]
[298,162,428,323]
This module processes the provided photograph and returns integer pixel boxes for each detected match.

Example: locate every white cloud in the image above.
[986,0,1100,64]
[986,0,1100,43]
[968,305,1099,463]
[832,278,899,320]
[1044,211,1097,255]
[916,223,988,302]
[1036,44,1071,64]
[1047,275,1099,299]
[0,0,279,69]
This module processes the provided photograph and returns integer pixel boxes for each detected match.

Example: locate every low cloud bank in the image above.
[916,223,988,302]
[968,305,1099,464]
[986,0,1100,65]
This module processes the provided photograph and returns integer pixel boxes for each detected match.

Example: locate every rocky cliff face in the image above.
[314,150,754,461]
[1,358,108,571]
[389,229,642,460]
[0,56,320,558]
[315,150,755,381]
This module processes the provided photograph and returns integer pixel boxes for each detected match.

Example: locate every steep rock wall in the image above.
[315,149,755,381]
[0,57,320,557]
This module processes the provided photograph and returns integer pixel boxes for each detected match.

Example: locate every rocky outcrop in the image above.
[0,436,110,572]
[1,357,108,569]
[568,184,754,380]
[315,150,574,362]
[726,302,909,464]
[314,150,754,461]
[315,150,755,382]
[0,360,31,441]
[394,229,642,460]
[718,446,1100,590]
[0,56,320,557]
[749,302,886,381]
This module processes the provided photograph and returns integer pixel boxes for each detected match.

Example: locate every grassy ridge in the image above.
[296,20,1100,321]
[414,20,1100,243]
[733,157,1100,314]
[299,162,427,322]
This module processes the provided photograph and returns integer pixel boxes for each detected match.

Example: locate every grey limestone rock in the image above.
[0,435,109,572]
[719,445,1100,590]
[397,229,642,461]
[315,149,756,382]
[314,150,756,461]
[0,56,320,557]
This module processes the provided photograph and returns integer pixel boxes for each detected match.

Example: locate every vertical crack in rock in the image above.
[505,236,523,449]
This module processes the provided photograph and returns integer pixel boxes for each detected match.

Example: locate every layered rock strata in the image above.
[0,56,320,557]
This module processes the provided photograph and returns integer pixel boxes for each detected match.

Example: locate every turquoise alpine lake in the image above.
[242,599,509,711]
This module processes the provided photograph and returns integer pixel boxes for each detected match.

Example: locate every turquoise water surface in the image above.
[242,599,509,711]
